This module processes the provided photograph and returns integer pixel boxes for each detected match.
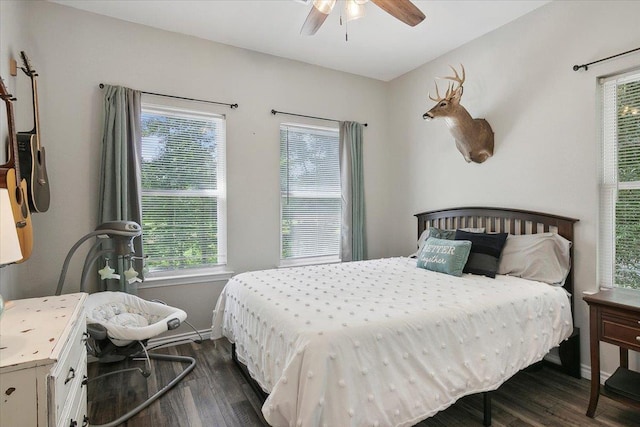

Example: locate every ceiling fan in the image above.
[301,0,426,35]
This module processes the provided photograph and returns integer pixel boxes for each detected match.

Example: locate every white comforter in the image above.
[211,258,573,427]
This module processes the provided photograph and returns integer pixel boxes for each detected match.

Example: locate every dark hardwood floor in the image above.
[88,339,640,426]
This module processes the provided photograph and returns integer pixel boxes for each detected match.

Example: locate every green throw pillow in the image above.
[427,227,456,240]
[416,237,472,277]
[427,227,485,240]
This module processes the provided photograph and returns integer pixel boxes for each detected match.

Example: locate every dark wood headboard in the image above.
[415,207,579,308]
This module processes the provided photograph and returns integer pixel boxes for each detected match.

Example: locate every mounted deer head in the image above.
[423,65,494,164]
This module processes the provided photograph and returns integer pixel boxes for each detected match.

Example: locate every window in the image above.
[280,124,341,264]
[599,71,640,290]
[140,101,226,274]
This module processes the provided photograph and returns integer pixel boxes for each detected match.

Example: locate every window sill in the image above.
[139,268,234,289]
[279,256,341,269]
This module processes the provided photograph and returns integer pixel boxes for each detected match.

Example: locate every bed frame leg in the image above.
[230,343,269,403]
[483,391,492,426]
[559,327,581,378]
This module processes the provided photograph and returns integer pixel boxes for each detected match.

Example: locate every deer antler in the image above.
[429,64,465,102]
[443,64,465,90]
[428,82,444,102]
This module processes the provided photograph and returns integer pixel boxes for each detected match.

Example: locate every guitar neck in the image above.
[2,95,22,182]
[32,76,41,150]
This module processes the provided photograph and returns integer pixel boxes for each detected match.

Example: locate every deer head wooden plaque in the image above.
[423,65,494,163]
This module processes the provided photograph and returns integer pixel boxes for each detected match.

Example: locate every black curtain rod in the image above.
[573,46,640,71]
[99,83,238,109]
[271,109,368,127]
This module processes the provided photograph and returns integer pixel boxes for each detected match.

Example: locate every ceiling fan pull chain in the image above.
[343,12,348,42]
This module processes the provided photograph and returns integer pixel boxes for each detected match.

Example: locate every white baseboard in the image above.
[581,364,614,384]
[545,353,612,382]
[147,328,212,349]
[87,328,212,364]
[545,352,562,366]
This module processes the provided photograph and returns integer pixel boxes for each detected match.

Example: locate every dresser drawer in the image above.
[50,314,87,426]
[57,352,88,427]
[601,310,640,351]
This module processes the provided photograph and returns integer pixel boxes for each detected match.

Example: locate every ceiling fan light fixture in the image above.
[302,0,424,37]
[345,0,366,21]
[313,0,336,15]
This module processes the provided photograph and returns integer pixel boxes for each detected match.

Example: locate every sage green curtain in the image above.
[339,121,366,261]
[98,85,143,293]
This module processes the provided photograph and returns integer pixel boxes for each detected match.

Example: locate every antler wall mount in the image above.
[423,64,494,164]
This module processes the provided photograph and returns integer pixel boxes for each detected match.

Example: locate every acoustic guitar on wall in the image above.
[0,77,34,262]
[18,51,50,213]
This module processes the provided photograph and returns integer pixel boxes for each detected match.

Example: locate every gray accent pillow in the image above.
[416,237,472,277]
[497,233,572,286]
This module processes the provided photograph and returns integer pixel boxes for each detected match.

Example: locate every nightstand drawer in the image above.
[601,312,640,351]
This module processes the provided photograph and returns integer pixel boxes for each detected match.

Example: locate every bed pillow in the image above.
[416,237,472,277]
[410,226,485,258]
[429,226,485,240]
[410,229,431,258]
[427,227,456,240]
[455,230,508,278]
[497,232,572,285]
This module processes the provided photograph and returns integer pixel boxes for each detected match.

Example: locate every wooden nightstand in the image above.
[584,288,640,417]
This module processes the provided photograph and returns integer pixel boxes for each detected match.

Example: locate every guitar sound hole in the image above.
[14,187,28,219]
[15,187,22,204]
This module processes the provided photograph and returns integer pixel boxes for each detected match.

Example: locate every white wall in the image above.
[0,0,30,299]
[0,1,392,332]
[388,0,640,377]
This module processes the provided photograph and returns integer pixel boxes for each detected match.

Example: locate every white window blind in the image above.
[141,103,226,272]
[600,71,640,290]
[280,124,341,262]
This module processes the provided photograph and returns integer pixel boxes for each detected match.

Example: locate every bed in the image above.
[211,207,579,427]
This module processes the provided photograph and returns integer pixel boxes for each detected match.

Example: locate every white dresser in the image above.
[0,293,88,427]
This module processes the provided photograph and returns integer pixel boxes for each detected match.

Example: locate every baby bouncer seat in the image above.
[84,292,196,427]
[85,291,186,356]
[56,221,197,427]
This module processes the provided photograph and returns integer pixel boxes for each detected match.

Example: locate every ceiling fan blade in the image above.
[370,0,426,27]
[300,6,330,35]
